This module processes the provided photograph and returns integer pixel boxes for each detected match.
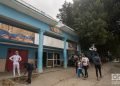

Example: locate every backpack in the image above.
[93,56,101,65]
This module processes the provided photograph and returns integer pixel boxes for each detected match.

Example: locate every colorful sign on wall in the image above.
[0,29,9,39]
[0,23,34,43]
[68,42,77,51]
[50,27,62,34]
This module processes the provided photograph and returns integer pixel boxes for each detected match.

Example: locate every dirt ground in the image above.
[0,62,120,86]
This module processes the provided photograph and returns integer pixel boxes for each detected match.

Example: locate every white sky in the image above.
[22,0,73,20]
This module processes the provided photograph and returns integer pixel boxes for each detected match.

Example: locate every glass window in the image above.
[48,53,53,59]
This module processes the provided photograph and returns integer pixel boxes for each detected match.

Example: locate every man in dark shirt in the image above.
[92,53,102,80]
[24,62,34,84]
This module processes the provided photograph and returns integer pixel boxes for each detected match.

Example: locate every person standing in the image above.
[89,44,97,58]
[24,62,34,84]
[9,51,22,77]
[74,55,79,74]
[77,59,84,78]
[81,54,89,78]
[93,53,102,80]
[77,61,82,78]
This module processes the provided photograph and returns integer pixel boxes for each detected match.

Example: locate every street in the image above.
[10,63,112,86]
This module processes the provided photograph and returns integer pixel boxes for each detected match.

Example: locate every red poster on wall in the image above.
[6,48,28,72]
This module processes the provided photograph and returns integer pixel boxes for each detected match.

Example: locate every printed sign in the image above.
[51,27,62,34]
[68,42,77,51]
[0,29,9,39]
[0,23,34,43]
[112,74,120,81]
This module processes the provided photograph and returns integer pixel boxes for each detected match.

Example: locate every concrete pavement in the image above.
[0,63,113,86]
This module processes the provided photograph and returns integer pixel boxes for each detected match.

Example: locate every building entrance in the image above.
[35,52,61,68]
[43,52,47,67]
[6,48,28,72]
[47,52,61,68]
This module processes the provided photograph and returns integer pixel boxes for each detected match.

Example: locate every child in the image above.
[75,57,79,74]
[77,60,83,78]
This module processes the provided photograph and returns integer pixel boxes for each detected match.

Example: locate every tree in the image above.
[102,0,120,58]
[57,1,74,28]
[57,0,120,56]
[103,0,120,33]
[72,0,109,49]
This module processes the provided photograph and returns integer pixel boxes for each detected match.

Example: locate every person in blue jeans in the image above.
[92,53,102,80]
[77,60,84,78]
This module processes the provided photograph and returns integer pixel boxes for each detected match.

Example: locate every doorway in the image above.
[35,52,38,68]
[35,52,47,68]
[43,52,47,67]
[35,51,61,68]
[6,48,28,72]
[54,53,61,66]
[47,52,61,67]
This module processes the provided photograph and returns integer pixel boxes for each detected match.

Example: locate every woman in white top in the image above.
[81,53,89,78]
[9,51,22,77]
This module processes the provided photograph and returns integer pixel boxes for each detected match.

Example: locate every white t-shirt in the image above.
[78,62,82,69]
[10,55,21,64]
[82,57,89,66]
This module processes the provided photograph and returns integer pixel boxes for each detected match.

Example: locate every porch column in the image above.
[38,30,44,73]
[63,38,67,68]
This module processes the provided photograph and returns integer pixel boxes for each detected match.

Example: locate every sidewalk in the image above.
[53,63,111,86]
[0,67,64,80]
[0,63,112,86]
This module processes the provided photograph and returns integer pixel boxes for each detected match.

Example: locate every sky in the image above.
[22,0,73,20]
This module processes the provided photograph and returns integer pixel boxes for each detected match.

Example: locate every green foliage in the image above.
[57,0,120,55]
[57,1,74,28]
[73,0,109,47]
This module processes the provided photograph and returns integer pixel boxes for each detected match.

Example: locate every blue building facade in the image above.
[0,0,80,72]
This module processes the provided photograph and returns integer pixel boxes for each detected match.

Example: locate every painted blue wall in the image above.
[62,32,79,42]
[0,44,64,59]
[0,4,50,31]
[0,44,7,59]
[0,4,79,42]
[28,48,36,59]
[0,44,36,59]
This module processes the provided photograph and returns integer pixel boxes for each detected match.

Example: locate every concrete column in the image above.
[37,30,44,73]
[77,44,81,55]
[63,38,67,68]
